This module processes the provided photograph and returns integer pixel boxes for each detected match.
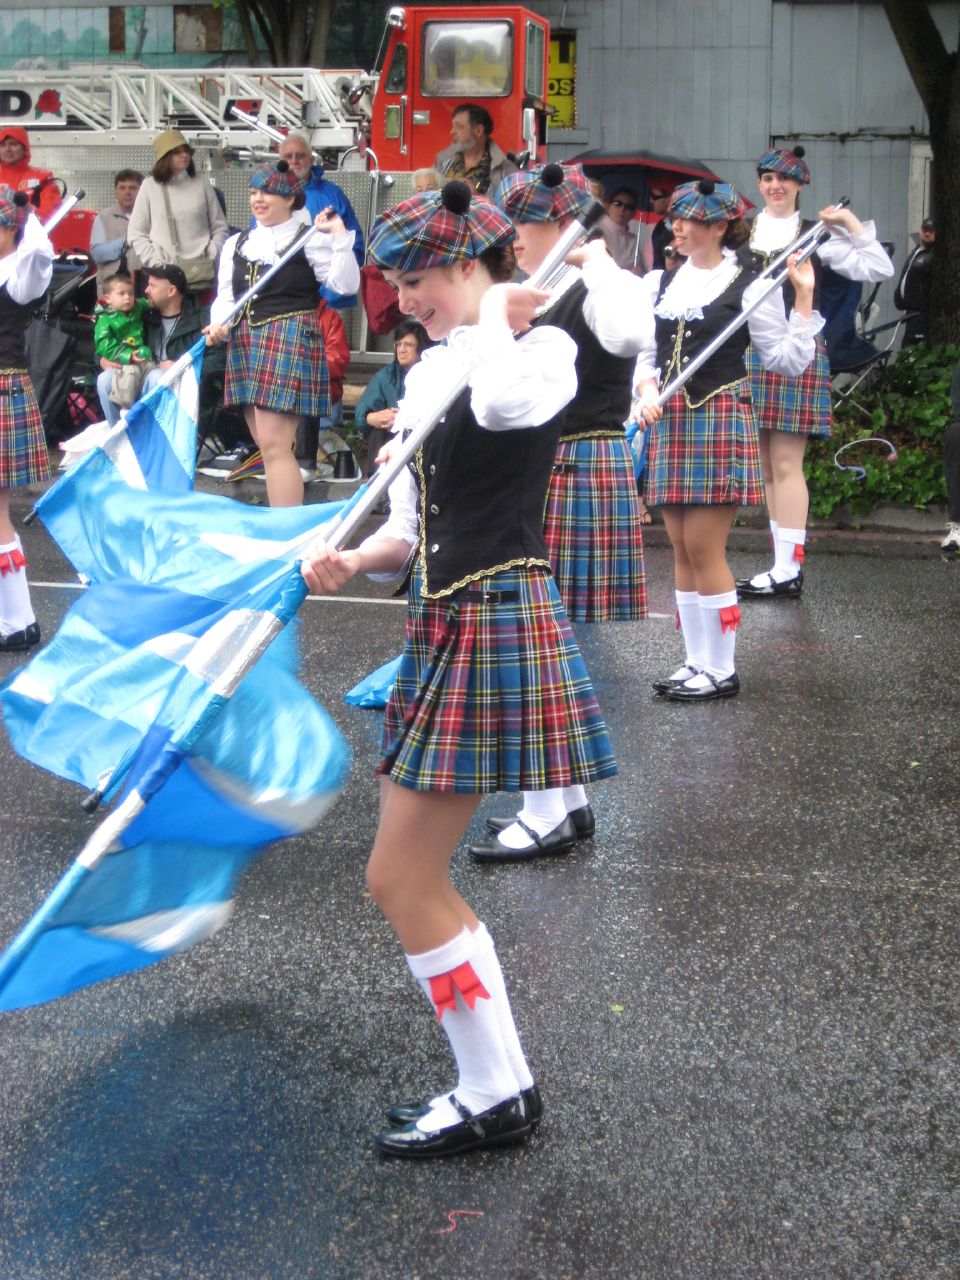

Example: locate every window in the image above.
[421,21,513,99]
[384,42,407,95]
[525,22,545,99]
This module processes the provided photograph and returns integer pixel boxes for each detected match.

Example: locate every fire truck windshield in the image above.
[421,21,513,98]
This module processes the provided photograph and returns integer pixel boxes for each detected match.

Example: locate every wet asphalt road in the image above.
[0,499,957,1280]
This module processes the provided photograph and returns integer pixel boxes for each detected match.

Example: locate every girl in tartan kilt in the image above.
[737,147,893,598]
[0,189,54,653]
[634,180,822,701]
[464,162,654,863]
[205,161,359,508]
[302,181,616,1158]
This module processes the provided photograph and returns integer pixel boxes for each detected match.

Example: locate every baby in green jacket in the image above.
[93,273,156,408]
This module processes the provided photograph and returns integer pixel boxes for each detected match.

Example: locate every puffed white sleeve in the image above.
[4,213,54,305]
[742,279,825,376]
[305,229,361,296]
[631,270,663,386]
[469,321,578,431]
[817,221,894,283]
[208,233,240,326]
[580,252,656,356]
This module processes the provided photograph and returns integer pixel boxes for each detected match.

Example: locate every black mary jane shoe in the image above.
[374,1093,532,1159]
[651,665,699,695]
[467,816,577,864]
[485,805,595,840]
[736,569,803,599]
[0,621,40,653]
[387,1084,543,1131]
[665,671,740,702]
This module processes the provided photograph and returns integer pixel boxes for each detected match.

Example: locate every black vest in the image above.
[416,384,565,598]
[0,286,33,368]
[232,226,318,327]
[533,278,634,436]
[654,265,756,406]
[741,217,823,314]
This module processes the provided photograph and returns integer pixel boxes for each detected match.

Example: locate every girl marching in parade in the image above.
[633,180,822,701]
[302,180,617,1157]
[0,190,54,653]
[467,162,653,864]
[737,147,893,598]
[205,161,360,508]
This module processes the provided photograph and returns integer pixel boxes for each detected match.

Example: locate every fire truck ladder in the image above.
[11,67,374,147]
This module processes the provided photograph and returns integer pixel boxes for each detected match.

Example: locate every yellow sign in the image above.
[548,31,576,130]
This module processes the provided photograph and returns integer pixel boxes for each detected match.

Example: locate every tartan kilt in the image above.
[0,370,49,489]
[646,381,764,508]
[544,434,647,623]
[378,563,618,793]
[225,309,330,417]
[745,336,832,438]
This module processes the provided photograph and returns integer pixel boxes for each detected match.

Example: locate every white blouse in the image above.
[209,218,361,326]
[0,212,53,305]
[543,251,656,357]
[751,209,893,283]
[373,315,578,553]
[632,250,825,387]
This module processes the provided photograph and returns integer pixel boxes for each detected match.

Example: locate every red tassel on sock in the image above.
[0,549,26,576]
[719,605,741,634]
[428,961,491,1020]
[793,544,805,564]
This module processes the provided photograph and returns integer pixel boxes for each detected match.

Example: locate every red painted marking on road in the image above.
[437,1209,484,1235]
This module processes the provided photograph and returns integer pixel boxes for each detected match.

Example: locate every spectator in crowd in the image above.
[354,319,432,486]
[95,263,222,427]
[413,168,443,194]
[600,186,640,271]
[277,133,365,303]
[646,182,675,271]
[894,216,935,347]
[127,131,229,286]
[0,127,60,219]
[93,274,154,418]
[434,103,517,196]
[940,357,960,557]
[90,169,144,295]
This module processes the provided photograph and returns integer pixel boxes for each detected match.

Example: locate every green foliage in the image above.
[804,343,959,517]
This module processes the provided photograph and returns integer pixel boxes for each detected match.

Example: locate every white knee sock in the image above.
[673,588,705,679]
[772,527,806,582]
[561,784,587,813]
[406,926,519,1131]
[499,786,569,850]
[472,923,533,1092]
[748,520,781,588]
[0,537,35,636]
[680,590,740,687]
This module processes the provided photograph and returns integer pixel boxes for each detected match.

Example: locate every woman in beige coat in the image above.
[128,130,228,276]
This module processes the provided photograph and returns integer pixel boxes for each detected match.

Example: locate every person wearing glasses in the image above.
[600,187,641,271]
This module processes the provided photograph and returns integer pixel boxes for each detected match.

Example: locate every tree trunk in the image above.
[307,0,335,69]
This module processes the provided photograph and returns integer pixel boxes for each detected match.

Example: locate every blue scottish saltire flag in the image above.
[345,653,402,709]
[0,432,368,1008]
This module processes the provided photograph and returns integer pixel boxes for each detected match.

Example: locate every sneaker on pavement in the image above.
[941,522,960,556]
[197,443,256,478]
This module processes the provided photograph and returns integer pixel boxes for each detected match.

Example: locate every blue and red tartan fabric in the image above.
[369,185,515,273]
[756,147,811,185]
[494,164,593,225]
[669,181,747,225]
[0,371,49,489]
[645,384,765,508]
[744,337,832,439]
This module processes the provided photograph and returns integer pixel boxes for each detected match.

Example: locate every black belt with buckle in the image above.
[553,462,577,474]
[461,586,520,604]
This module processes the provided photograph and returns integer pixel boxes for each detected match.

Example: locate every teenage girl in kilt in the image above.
[0,190,53,653]
[634,180,821,702]
[466,162,654,863]
[302,181,617,1158]
[205,161,360,508]
[737,147,893,598]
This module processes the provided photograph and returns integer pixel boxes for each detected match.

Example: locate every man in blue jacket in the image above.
[276,133,365,308]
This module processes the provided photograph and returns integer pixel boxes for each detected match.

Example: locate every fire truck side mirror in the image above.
[522,108,536,145]
[387,7,407,30]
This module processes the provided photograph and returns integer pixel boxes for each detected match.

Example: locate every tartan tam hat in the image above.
[493,163,593,224]
[756,146,810,185]
[369,181,515,272]
[249,159,305,199]
[0,185,30,231]
[669,180,747,223]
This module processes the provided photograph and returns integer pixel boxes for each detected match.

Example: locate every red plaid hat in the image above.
[756,146,810,185]
[493,163,593,224]
[369,181,515,272]
[249,159,305,199]
[0,185,30,231]
[669,180,747,223]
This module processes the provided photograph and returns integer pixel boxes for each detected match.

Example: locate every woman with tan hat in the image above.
[127,130,228,288]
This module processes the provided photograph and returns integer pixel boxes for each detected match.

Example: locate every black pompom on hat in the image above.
[541,163,565,189]
[441,180,472,215]
[697,180,716,196]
